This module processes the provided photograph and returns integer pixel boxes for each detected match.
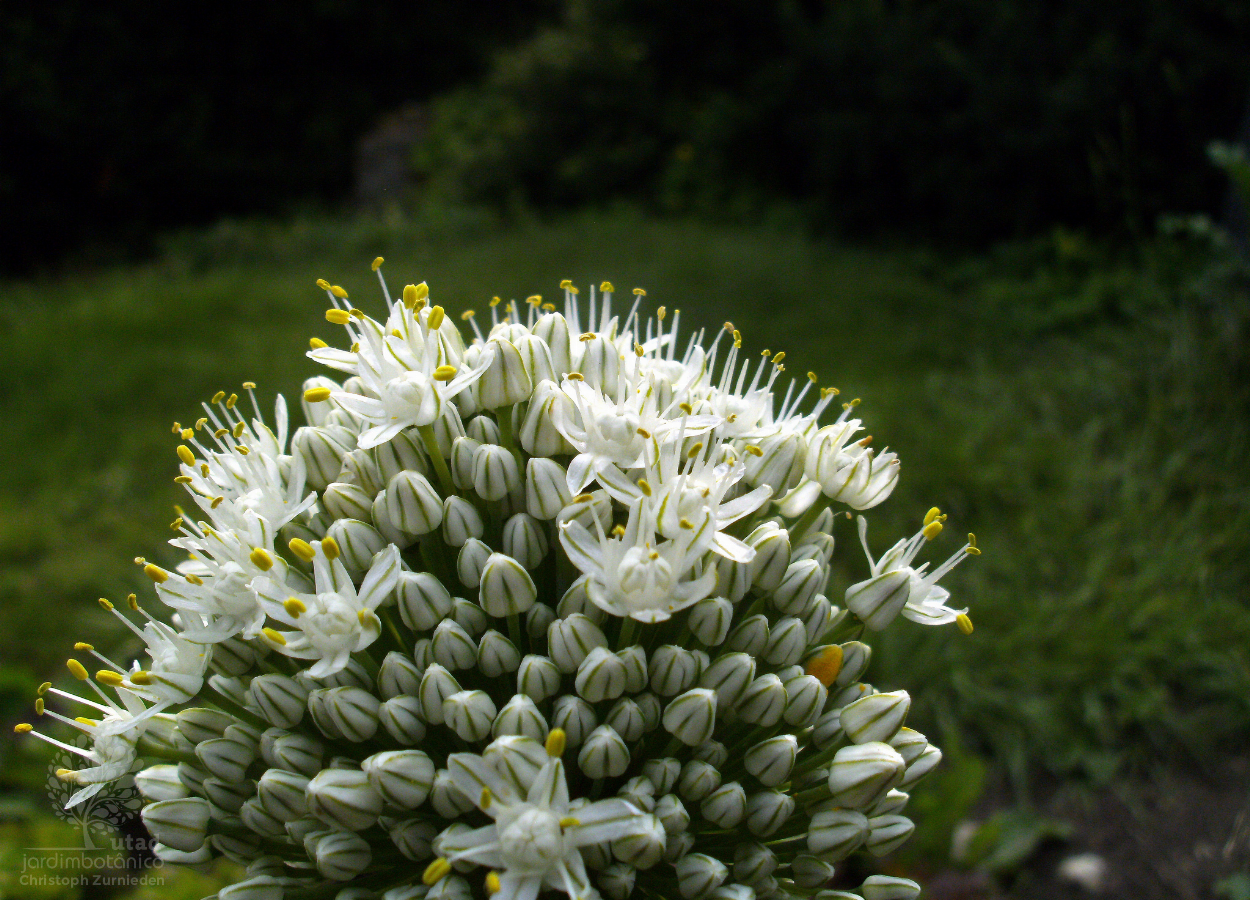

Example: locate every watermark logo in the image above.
[45,737,144,849]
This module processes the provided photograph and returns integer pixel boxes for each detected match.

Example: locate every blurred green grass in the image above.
[1,210,1247,887]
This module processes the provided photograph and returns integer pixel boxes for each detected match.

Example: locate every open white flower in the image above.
[436,739,648,900]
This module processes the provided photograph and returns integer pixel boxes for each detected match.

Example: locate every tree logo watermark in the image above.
[44,737,144,850]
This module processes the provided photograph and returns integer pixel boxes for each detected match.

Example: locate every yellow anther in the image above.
[724,321,735,333]
[635,343,645,357]
[171,421,181,434]
[527,295,542,306]
[808,371,818,383]
[213,427,228,439]
[423,859,452,887]
[310,337,328,349]
[289,538,316,562]
[636,427,652,439]
[433,364,458,382]
[211,391,226,404]
[175,444,195,466]
[634,288,647,296]
[262,628,286,646]
[649,550,660,560]
[542,302,556,311]
[358,609,369,625]
[480,787,493,809]
[284,597,306,618]
[211,496,224,509]
[321,537,341,560]
[426,306,445,331]
[637,479,652,497]
[200,464,210,476]
[185,573,204,586]
[773,352,786,364]
[461,309,476,320]
[34,698,44,715]
[678,518,694,530]
[349,307,366,320]
[195,417,208,431]
[805,645,844,687]
[568,286,579,295]
[372,257,384,271]
[566,372,584,381]
[330,285,348,299]
[956,613,974,635]
[579,332,597,342]
[74,717,96,727]
[923,507,941,526]
[966,534,981,555]
[225,393,237,409]
[180,428,193,440]
[490,296,502,307]
[304,387,332,403]
[560,280,572,290]
[571,494,594,505]
[74,642,93,652]
[144,564,169,584]
[326,308,352,325]
[922,521,943,541]
[95,671,124,687]
[67,659,88,681]
[98,598,114,611]
[391,329,403,338]
[545,728,567,757]
[486,873,502,895]
[38,682,51,695]
[745,445,763,457]
[678,402,693,415]
[242,381,256,390]
[611,525,626,538]
[233,421,247,438]
[559,816,581,828]
[130,671,153,686]
[350,341,360,353]
[655,305,665,319]
[687,442,703,459]
[14,723,32,734]
[762,348,771,358]
[316,278,331,291]
[127,594,139,610]
[250,548,274,571]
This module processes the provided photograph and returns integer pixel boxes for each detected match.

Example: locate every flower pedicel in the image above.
[18,263,981,900]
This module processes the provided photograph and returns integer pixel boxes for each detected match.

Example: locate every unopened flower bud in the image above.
[442,495,484,547]
[746,522,792,591]
[841,690,910,744]
[325,518,386,580]
[176,707,235,745]
[264,729,324,776]
[774,559,824,615]
[450,435,480,490]
[783,673,828,728]
[733,842,778,885]
[677,853,729,899]
[737,674,786,726]
[677,760,722,802]
[476,630,522,677]
[688,597,734,646]
[466,414,501,445]
[612,814,666,869]
[294,425,355,491]
[578,724,631,778]
[451,597,491,637]
[135,764,187,802]
[395,571,452,632]
[339,447,385,495]
[655,793,690,836]
[649,645,699,696]
[791,856,837,888]
[201,775,249,813]
[142,798,211,852]
[834,641,870,686]
[763,617,808,666]
[479,338,532,409]
[526,456,573,519]
[698,652,755,706]
[309,686,380,743]
[492,694,548,742]
[306,768,384,831]
[195,737,254,782]
[379,695,427,745]
[550,695,597,748]
[456,538,491,589]
[663,688,717,746]
[714,554,752,603]
[549,614,608,673]
[362,750,435,809]
[833,681,874,708]
[801,594,835,644]
[377,652,422,699]
[478,553,537,616]
[502,513,548,569]
[845,571,910,631]
[807,808,869,861]
[323,481,374,522]
[248,674,309,729]
[889,728,928,766]
[525,601,555,641]
[827,742,906,809]
[600,862,637,900]
[256,768,309,822]
[389,818,438,861]
[442,690,496,742]
[700,781,746,828]
[898,744,941,788]
[378,471,444,539]
[313,829,372,881]
[725,614,770,656]
[472,443,521,501]
[664,832,695,863]
[517,654,561,702]
[576,646,629,703]
[865,814,914,857]
[635,692,662,733]
[430,768,475,818]
[431,620,478,671]
[483,734,548,790]
[744,735,798,787]
[219,875,284,900]
[373,428,426,482]
[605,698,646,742]
[745,789,794,837]
[861,875,921,900]
[521,383,576,458]
[419,664,461,726]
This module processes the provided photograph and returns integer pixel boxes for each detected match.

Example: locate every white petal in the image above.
[566,798,644,847]
[525,759,569,809]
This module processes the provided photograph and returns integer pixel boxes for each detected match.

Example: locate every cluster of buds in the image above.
[17,262,981,900]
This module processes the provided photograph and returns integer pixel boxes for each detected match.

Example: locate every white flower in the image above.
[254,541,400,677]
[560,498,716,623]
[850,515,976,627]
[436,746,649,900]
